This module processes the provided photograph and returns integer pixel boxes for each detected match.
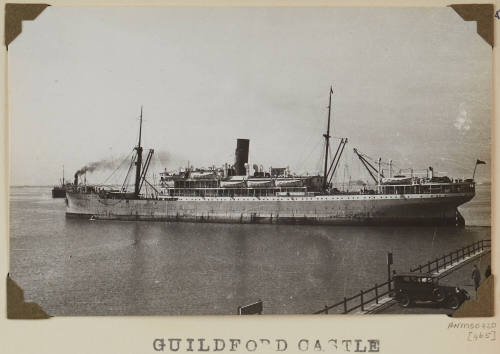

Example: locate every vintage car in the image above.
[391,273,469,309]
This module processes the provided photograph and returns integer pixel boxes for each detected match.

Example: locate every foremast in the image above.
[323,86,333,190]
[322,86,348,192]
[134,107,144,198]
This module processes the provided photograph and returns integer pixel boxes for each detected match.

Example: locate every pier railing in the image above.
[313,280,393,314]
[409,239,491,274]
[314,239,491,315]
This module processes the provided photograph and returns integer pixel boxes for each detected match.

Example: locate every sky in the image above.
[8,6,491,186]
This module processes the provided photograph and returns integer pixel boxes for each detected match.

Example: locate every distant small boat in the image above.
[51,186,66,198]
[52,166,67,198]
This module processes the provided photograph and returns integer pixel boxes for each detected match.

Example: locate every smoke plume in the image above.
[154,150,170,165]
[75,150,172,178]
[75,157,124,177]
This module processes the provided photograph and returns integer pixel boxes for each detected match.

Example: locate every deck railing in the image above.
[410,239,491,274]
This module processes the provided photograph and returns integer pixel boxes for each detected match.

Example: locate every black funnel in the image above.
[234,139,250,175]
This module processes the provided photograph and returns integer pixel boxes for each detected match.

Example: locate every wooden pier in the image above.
[314,239,491,315]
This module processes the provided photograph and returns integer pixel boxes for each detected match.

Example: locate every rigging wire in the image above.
[96,150,135,187]
[316,144,326,174]
[294,137,323,173]
[122,151,138,191]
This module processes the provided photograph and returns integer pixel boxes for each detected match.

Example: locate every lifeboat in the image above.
[381,176,412,185]
[247,179,273,187]
[190,171,216,179]
[275,178,303,187]
[220,180,247,188]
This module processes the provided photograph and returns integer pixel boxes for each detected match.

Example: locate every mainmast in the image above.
[134,106,143,197]
[323,86,333,190]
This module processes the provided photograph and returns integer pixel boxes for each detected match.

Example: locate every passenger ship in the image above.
[66,90,478,226]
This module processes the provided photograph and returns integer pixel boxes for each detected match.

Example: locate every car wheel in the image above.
[447,295,460,310]
[433,289,445,302]
[399,292,411,308]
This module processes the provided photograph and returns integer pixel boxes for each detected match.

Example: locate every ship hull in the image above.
[66,192,474,226]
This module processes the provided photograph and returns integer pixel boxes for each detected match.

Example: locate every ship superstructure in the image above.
[66,89,479,226]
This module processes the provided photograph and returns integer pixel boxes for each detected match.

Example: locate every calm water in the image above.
[9,185,491,316]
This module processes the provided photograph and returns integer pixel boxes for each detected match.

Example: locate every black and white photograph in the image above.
[6,5,493,318]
